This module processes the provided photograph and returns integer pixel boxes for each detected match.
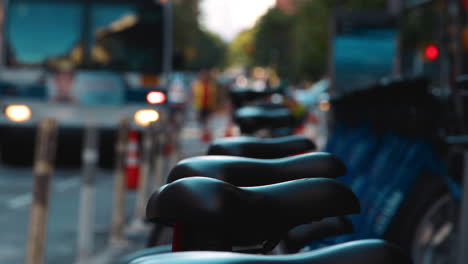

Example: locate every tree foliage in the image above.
[172,0,226,71]
[188,29,227,70]
[292,0,333,80]
[252,8,296,78]
[227,0,387,81]
[227,28,255,67]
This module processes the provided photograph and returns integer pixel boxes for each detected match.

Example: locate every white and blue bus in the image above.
[0,0,170,166]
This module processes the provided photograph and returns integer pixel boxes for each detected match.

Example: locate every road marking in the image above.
[181,128,201,139]
[55,177,80,192]
[6,177,80,210]
[7,193,32,209]
[0,246,21,260]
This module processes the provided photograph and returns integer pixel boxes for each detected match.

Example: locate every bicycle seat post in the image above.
[173,223,233,252]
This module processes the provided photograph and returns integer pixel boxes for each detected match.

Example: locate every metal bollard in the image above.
[161,128,174,186]
[110,118,130,245]
[171,123,183,167]
[458,149,468,264]
[25,119,58,264]
[130,123,154,230]
[77,124,99,262]
[152,129,167,191]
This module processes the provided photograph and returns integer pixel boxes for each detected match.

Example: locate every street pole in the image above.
[458,149,468,264]
[152,129,166,191]
[388,0,402,76]
[387,0,401,15]
[162,0,173,86]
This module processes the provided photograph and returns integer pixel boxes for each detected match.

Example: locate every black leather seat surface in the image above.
[167,152,346,186]
[117,245,172,264]
[229,89,277,108]
[118,217,352,264]
[129,240,412,264]
[234,106,294,134]
[284,216,353,252]
[207,136,316,159]
[146,177,359,245]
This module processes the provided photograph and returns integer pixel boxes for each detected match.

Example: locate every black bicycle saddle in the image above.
[167,152,346,186]
[229,89,277,108]
[207,136,316,158]
[233,106,294,134]
[146,177,359,246]
[284,216,353,252]
[129,239,412,264]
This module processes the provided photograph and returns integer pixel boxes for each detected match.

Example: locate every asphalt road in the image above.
[0,166,141,264]
[0,109,229,264]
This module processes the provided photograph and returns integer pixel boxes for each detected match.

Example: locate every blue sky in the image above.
[200,0,275,41]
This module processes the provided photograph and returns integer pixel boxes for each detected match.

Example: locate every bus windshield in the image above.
[6,0,163,74]
[7,1,82,66]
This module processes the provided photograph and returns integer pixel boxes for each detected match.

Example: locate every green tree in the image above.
[172,0,199,69]
[291,0,386,80]
[188,29,227,70]
[233,0,387,81]
[345,0,386,10]
[252,7,296,79]
[172,0,226,70]
[227,28,255,67]
[292,0,333,80]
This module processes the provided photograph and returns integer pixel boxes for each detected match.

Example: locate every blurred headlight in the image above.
[5,105,32,122]
[147,91,166,105]
[134,109,159,127]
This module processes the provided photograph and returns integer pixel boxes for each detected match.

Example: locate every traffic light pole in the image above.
[458,143,468,264]
[162,0,173,86]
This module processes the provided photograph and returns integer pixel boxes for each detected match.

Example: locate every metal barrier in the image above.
[77,123,99,262]
[152,128,166,191]
[25,119,58,264]
[110,118,131,245]
[459,149,468,264]
[130,123,156,231]
[22,113,180,263]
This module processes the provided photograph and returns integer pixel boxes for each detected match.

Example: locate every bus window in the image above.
[5,0,164,74]
[6,1,83,67]
[91,2,164,74]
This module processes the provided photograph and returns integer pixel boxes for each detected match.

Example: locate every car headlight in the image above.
[5,105,32,122]
[134,109,159,127]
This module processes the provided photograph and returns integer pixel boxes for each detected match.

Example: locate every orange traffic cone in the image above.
[224,118,235,138]
[295,124,306,135]
[201,128,212,143]
[164,133,174,156]
[125,130,140,190]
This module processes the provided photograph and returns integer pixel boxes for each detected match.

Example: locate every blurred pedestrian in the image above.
[192,70,217,142]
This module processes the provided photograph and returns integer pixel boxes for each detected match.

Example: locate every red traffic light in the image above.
[424,45,439,61]
[147,91,166,105]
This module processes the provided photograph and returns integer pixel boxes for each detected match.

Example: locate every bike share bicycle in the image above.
[311,76,462,264]
[118,85,412,264]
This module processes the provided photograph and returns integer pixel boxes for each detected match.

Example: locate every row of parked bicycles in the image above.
[111,78,442,264]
